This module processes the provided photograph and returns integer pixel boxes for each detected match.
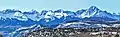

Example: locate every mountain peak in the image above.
[80,6,100,18]
[89,6,97,9]
[88,6,99,11]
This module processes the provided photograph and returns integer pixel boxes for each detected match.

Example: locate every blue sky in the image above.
[0,0,119,13]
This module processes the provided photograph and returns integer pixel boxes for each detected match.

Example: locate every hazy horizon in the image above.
[0,0,119,13]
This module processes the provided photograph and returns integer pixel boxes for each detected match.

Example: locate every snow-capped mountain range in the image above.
[0,6,120,37]
[0,6,120,28]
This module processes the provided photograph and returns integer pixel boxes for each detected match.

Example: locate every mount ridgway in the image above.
[0,6,120,28]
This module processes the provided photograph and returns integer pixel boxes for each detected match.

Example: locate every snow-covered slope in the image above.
[0,6,119,27]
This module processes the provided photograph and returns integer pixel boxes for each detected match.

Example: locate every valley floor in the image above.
[23,27,120,37]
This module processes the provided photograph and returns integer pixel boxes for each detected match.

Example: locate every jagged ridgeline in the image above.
[0,6,120,37]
